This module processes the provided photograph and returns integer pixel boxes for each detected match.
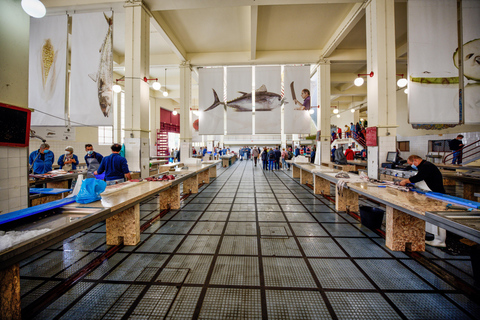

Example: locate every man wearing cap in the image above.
[94,143,132,185]
[29,143,55,174]
[58,146,79,171]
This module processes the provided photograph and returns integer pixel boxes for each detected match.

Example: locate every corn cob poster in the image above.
[199,67,224,135]
[284,66,311,134]
[29,15,68,126]
[254,66,282,134]
[226,67,253,134]
[408,0,480,124]
[70,11,113,126]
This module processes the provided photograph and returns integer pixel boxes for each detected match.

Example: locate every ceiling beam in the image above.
[320,2,366,59]
[148,11,187,61]
[251,6,258,61]
[145,0,364,11]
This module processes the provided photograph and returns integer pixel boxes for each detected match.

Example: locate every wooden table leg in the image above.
[183,175,199,194]
[300,169,313,185]
[464,183,480,201]
[292,166,300,179]
[385,206,425,251]
[199,170,210,184]
[46,180,69,189]
[106,203,140,246]
[209,165,217,178]
[335,187,359,212]
[160,185,180,210]
[0,264,21,320]
[314,175,330,195]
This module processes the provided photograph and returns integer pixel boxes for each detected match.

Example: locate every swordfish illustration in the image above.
[89,13,113,117]
[205,85,286,112]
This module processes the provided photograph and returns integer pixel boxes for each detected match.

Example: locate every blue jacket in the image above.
[97,153,130,181]
[85,152,103,167]
[268,150,276,160]
[294,148,300,157]
[57,154,79,170]
[274,149,281,160]
[29,150,55,174]
[203,148,207,156]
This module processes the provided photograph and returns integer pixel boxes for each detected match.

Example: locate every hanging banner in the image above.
[408,0,480,124]
[226,67,252,134]
[199,67,224,135]
[70,11,113,126]
[29,15,68,126]
[284,66,311,134]
[255,66,281,134]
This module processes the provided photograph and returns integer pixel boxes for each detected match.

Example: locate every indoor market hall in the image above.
[18,160,478,319]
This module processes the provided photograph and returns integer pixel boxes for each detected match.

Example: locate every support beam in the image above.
[251,5,258,61]
[149,11,187,61]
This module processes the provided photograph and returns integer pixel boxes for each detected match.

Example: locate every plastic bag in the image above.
[76,178,107,204]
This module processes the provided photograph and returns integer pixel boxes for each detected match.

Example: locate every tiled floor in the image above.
[20,160,480,319]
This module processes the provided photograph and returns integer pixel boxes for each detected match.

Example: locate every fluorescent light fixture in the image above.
[22,0,46,18]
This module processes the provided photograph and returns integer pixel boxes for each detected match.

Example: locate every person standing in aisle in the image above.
[268,148,276,171]
[344,146,354,160]
[331,145,336,162]
[274,147,281,170]
[29,143,55,174]
[294,146,300,157]
[85,144,103,178]
[337,126,342,139]
[310,146,316,164]
[57,146,79,171]
[281,148,289,170]
[94,143,132,185]
[449,134,464,165]
[252,147,259,166]
[261,147,268,170]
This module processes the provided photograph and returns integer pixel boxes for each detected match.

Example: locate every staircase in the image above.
[443,139,480,165]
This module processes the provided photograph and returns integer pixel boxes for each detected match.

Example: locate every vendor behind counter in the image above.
[400,154,445,193]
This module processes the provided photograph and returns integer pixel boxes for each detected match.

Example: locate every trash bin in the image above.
[359,206,385,230]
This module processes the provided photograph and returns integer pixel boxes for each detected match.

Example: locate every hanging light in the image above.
[351,109,355,113]
[309,109,314,115]
[354,72,374,86]
[152,81,161,90]
[22,0,46,18]
[404,88,409,94]
[360,118,364,122]
[333,107,339,114]
[336,114,340,118]
[172,110,177,116]
[112,84,122,93]
[397,78,408,88]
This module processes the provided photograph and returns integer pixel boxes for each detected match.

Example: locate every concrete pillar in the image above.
[124,3,150,178]
[366,0,397,180]
[179,62,192,162]
[316,61,331,165]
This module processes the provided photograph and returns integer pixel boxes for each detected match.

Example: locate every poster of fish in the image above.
[284,66,311,134]
[70,11,113,126]
[254,66,282,134]
[226,67,253,134]
[29,15,68,126]
[199,67,224,135]
[408,0,480,124]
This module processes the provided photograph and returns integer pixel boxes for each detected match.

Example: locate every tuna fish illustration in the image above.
[89,13,113,117]
[205,85,285,112]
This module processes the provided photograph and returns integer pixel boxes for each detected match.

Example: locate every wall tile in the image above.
[8,167,20,179]
[8,148,20,158]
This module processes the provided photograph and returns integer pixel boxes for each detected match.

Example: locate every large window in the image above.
[98,126,113,145]
[429,139,452,152]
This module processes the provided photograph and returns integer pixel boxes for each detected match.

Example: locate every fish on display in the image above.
[41,39,58,101]
[89,13,113,117]
[205,85,285,112]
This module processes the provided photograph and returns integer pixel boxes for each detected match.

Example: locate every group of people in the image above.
[332,122,367,141]
[169,148,181,162]
[331,145,366,164]
[237,145,316,171]
[29,143,131,186]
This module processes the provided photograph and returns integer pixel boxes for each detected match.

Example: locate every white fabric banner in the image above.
[408,0,480,124]
[199,68,224,135]
[255,66,281,134]
[70,12,113,126]
[284,66,311,134]
[226,67,252,134]
[29,15,68,126]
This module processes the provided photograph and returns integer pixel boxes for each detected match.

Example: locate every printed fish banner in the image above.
[29,15,68,126]
[70,11,114,126]
[199,67,224,135]
[254,66,282,134]
[226,67,253,134]
[284,66,312,134]
[408,0,480,124]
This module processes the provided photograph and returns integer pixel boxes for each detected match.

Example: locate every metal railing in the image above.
[443,139,480,165]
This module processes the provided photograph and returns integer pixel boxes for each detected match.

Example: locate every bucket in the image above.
[359,206,385,230]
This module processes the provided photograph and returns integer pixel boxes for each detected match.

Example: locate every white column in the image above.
[124,3,150,178]
[317,61,331,165]
[366,0,397,179]
[179,62,192,161]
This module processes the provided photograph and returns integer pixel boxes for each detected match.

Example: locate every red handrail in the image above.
[443,139,480,164]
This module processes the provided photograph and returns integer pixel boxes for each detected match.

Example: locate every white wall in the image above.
[330,110,355,132]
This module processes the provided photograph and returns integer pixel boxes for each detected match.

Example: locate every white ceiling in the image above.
[43,0,408,113]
